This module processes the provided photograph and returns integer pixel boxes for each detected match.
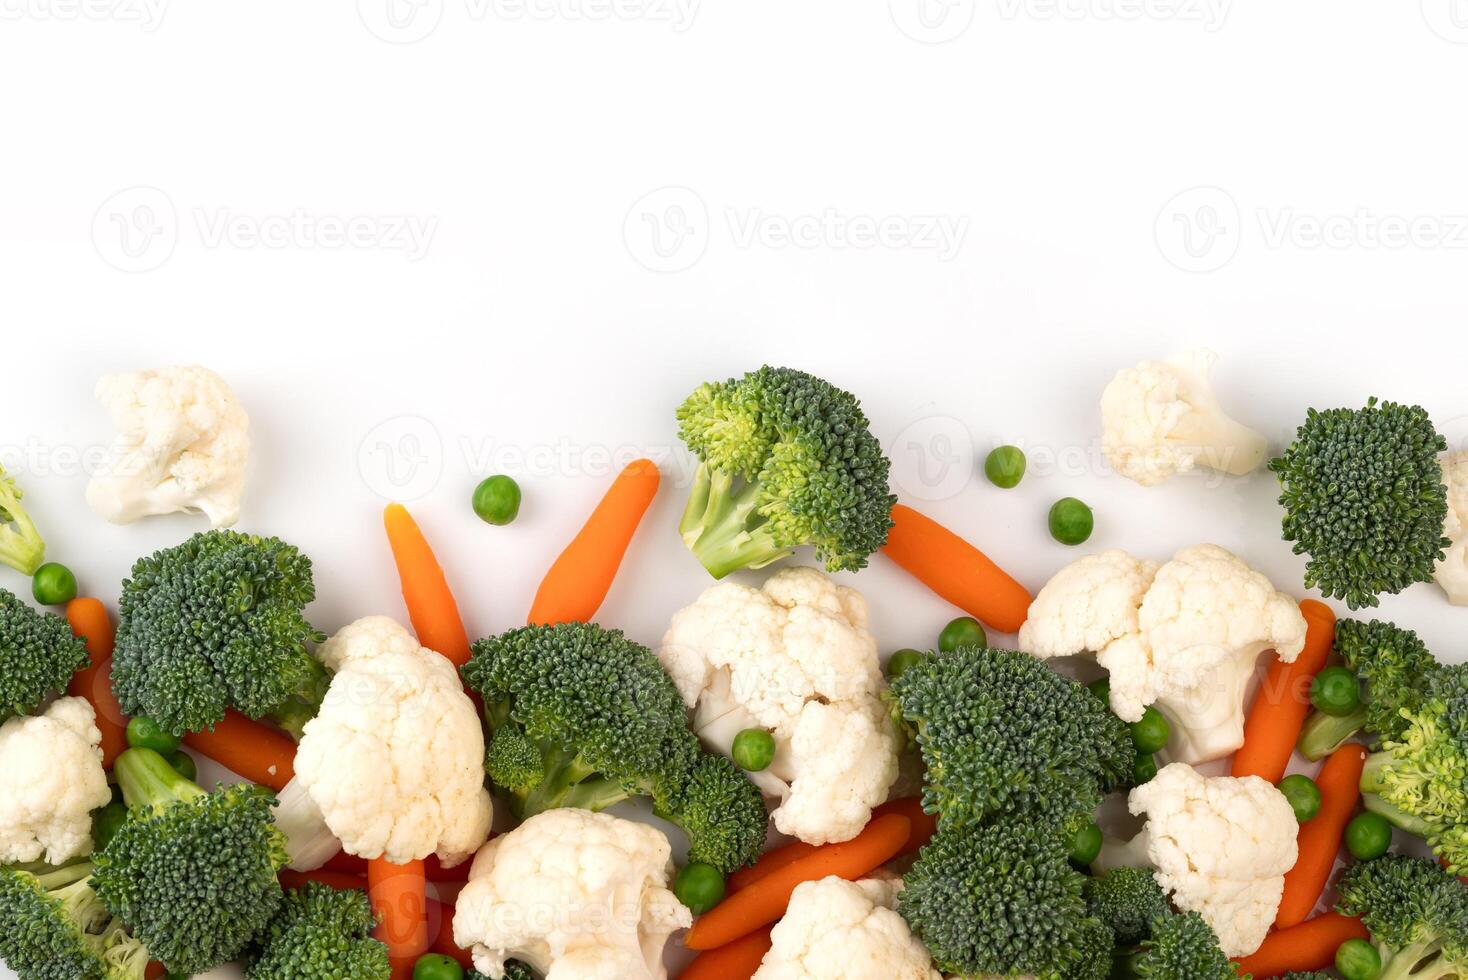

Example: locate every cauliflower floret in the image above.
[752,876,941,980]
[659,567,899,845]
[1093,763,1298,957]
[0,697,112,865]
[1435,450,1468,605]
[1101,349,1268,487]
[453,808,691,980]
[86,365,250,528]
[295,616,492,867]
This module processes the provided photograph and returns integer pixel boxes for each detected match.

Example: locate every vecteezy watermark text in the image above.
[0,0,167,29]
[357,0,698,43]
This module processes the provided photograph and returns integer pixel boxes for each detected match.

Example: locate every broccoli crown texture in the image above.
[1086,867,1170,946]
[113,529,325,737]
[0,861,150,980]
[1269,398,1449,609]
[0,465,46,576]
[471,965,534,980]
[0,588,90,723]
[888,645,1134,829]
[675,365,895,577]
[899,820,1111,979]
[1128,910,1236,980]
[93,748,288,975]
[463,623,766,872]
[246,883,389,980]
[1277,974,1333,980]
[1336,855,1468,980]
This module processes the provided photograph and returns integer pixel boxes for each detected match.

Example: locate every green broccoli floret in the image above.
[1335,854,1468,980]
[1086,867,1170,946]
[246,883,389,980]
[93,747,289,974]
[0,588,90,723]
[112,529,327,737]
[471,965,534,980]
[675,366,895,578]
[462,622,767,873]
[0,860,150,979]
[899,820,1111,979]
[1298,618,1440,760]
[1119,910,1235,979]
[1359,664,1468,871]
[888,645,1134,830]
[0,464,45,576]
[1277,974,1333,980]
[1269,398,1449,609]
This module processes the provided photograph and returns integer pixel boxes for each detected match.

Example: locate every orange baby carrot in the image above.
[1275,744,1367,928]
[325,850,473,883]
[180,710,297,792]
[1233,600,1337,783]
[679,927,774,980]
[384,503,472,666]
[871,797,939,857]
[1233,912,1369,977]
[726,841,819,894]
[279,868,369,892]
[426,896,473,969]
[369,857,428,980]
[64,598,129,768]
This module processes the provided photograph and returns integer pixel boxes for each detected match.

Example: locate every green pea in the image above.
[472,475,522,526]
[1345,811,1393,861]
[412,953,464,980]
[167,751,197,782]
[126,716,180,755]
[674,862,726,915]
[885,649,928,681]
[1048,498,1094,546]
[1068,820,1103,865]
[1278,774,1322,823]
[93,803,128,851]
[1335,937,1382,980]
[1133,753,1158,786]
[938,617,986,653]
[1130,708,1171,755]
[1311,666,1361,717]
[731,729,776,772]
[32,562,78,606]
[984,446,1027,489]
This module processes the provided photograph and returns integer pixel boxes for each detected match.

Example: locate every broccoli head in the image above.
[888,645,1134,830]
[0,860,150,979]
[1120,910,1235,979]
[463,622,767,872]
[247,883,389,980]
[113,529,327,737]
[471,965,534,980]
[1269,398,1449,609]
[1335,854,1468,980]
[675,366,895,578]
[0,588,90,723]
[1086,867,1170,946]
[93,747,288,974]
[0,465,45,576]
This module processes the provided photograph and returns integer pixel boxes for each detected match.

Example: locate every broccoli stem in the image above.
[679,463,792,579]
[1298,705,1369,761]
[1361,792,1433,837]
[269,658,331,740]
[1379,938,1449,980]
[560,777,635,813]
[29,860,94,893]
[519,747,599,818]
[115,747,208,812]
[0,474,45,576]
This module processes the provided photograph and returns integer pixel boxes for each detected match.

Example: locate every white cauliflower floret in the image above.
[1435,451,1468,605]
[1093,763,1298,957]
[295,616,492,867]
[453,808,691,980]
[0,697,113,865]
[1101,349,1268,487]
[86,365,250,527]
[752,876,941,980]
[659,567,899,845]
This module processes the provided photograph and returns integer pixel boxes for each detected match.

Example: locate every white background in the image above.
[4,1,1468,976]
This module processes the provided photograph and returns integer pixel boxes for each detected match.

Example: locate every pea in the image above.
[472,475,522,526]
[885,649,928,681]
[32,562,77,606]
[1335,937,1382,980]
[1048,498,1094,546]
[1311,667,1361,717]
[126,716,180,755]
[93,803,128,851]
[1130,708,1170,755]
[1133,753,1158,786]
[731,729,776,772]
[1278,774,1322,823]
[167,751,197,782]
[984,446,1027,489]
[1068,819,1103,865]
[938,617,986,653]
[674,862,726,915]
[1345,811,1393,861]
[412,954,464,980]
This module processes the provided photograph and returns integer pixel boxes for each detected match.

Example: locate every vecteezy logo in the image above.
[890,416,975,502]
[1422,0,1468,42]
[1154,186,1241,273]
[92,186,177,273]
[357,0,443,43]
[889,0,975,43]
[357,416,444,501]
[623,186,709,273]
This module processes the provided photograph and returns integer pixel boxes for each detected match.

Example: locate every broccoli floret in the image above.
[112,530,327,737]
[1121,910,1235,979]
[246,883,389,980]
[0,465,45,576]
[471,965,534,980]
[1086,867,1169,946]
[1277,974,1333,980]
[1335,854,1468,980]
[1299,618,1440,760]
[675,366,895,578]
[462,623,767,873]
[888,645,1134,830]
[1269,398,1449,609]
[0,588,90,723]
[0,860,150,979]
[93,747,288,974]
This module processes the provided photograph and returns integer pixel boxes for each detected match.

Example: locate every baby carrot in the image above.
[1233,912,1369,977]
[1275,744,1367,928]
[881,503,1032,634]
[279,868,369,892]
[180,710,297,792]
[727,841,818,894]
[369,857,429,980]
[871,797,939,857]
[63,598,128,768]
[1233,600,1337,783]
[384,503,472,666]
[679,927,774,980]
